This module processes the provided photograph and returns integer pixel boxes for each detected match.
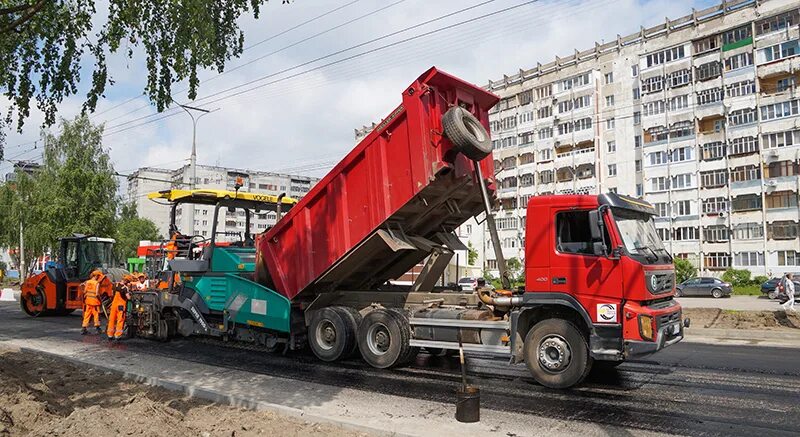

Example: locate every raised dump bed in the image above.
[257,67,498,302]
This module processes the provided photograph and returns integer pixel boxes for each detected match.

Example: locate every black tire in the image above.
[711,288,723,299]
[523,319,592,389]
[308,307,358,362]
[20,286,47,317]
[674,288,682,297]
[441,106,492,161]
[768,290,778,300]
[332,306,362,358]
[358,308,412,369]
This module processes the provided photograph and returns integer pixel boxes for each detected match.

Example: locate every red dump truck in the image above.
[134,67,685,389]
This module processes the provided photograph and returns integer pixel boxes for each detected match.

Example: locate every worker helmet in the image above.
[91,270,103,279]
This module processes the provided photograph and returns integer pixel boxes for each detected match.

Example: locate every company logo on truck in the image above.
[597,304,618,323]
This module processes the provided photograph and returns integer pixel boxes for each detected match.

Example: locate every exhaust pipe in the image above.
[477,289,522,309]
[276,193,285,221]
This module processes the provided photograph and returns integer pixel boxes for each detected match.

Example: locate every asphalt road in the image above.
[1,302,798,437]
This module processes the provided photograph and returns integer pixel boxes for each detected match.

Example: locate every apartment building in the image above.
[127,164,318,238]
[481,0,800,277]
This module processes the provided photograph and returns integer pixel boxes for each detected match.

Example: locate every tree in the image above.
[114,202,161,261]
[506,257,522,286]
[721,268,751,287]
[0,115,118,259]
[1,1,286,141]
[467,241,478,266]
[674,257,697,284]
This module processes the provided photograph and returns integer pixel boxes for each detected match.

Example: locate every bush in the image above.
[721,268,752,287]
[674,258,697,284]
[752,275,768,286]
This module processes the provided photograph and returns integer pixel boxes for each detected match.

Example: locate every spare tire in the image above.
[442,106,492,161]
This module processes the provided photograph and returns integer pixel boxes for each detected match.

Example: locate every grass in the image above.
[732,284,762,296]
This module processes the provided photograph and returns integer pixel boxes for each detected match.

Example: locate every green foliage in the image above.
[721,268,752,287]
[467,241,478,266]
[0,115,118,259]
[673,257,697,284]
[113,203,161,261]
[753,275,769,285]
[732,284,761,296]
[0,0,283,138]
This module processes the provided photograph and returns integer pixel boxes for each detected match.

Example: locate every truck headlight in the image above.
[638,315,654,341]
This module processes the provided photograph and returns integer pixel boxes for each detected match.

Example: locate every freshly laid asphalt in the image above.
[0,301,798,437]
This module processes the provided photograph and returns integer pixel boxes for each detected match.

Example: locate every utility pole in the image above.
[19,221,25,279]
[173,101,217,234]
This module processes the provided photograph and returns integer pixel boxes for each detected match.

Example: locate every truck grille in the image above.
[658,311,681,328]
[649,272,675,294]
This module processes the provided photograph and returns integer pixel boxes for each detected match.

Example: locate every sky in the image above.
[0,0,719,189]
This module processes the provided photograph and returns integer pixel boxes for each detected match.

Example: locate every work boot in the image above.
[107,335,113,342]
[81,328,88,335]
[95,326,102,334]
[111,337,119,344]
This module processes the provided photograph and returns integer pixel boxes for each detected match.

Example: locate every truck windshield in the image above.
[612,208,670,264]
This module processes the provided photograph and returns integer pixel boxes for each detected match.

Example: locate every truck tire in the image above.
[308,307,357,362]
[358,308,412,369]
[523,319,592,389]
[442,106,492,161]
[387,308,419,365]
[20,286,47,317]
[333,306,362,358]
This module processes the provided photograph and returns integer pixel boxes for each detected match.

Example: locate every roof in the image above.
[147,189,298,207]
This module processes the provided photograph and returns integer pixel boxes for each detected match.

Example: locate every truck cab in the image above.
[517,193,683,385]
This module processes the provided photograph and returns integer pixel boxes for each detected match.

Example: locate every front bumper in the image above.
[624,317,684,357]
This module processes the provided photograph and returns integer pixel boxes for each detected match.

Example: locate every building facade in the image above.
[481,0,800,277]
[127,164,318,239]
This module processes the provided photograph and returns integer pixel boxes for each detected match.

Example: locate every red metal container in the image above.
[258,67,498,301]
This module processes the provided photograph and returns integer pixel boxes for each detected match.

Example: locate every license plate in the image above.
[670,324,680,335]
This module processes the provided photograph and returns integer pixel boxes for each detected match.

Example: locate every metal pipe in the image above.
[473,161,511,290]
[276,193,285,221]
[477,289,522,309]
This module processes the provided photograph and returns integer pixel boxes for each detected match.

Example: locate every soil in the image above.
[683,308,800,330]
[0,347,369,437]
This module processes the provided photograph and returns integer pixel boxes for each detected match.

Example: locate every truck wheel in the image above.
[442,106,492,161]
[21,286,47,317]
[523,319,592,389]
[333,306,362,358]
[308,307,357,362]
[358,308,412,369]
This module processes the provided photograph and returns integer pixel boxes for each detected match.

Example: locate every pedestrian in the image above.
[81,270,104,335]
[107,275,132,342]
[781,273,796,312]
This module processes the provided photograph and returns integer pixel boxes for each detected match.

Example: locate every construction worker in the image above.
[107,275,132,342]
[81,270,103,335]
[136,273,148,291]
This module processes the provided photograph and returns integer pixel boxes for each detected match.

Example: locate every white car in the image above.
[458,277,478,291]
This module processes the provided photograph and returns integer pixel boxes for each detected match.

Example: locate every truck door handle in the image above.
[552,277,567,285]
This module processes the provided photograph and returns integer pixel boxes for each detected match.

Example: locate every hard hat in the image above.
[91,270,103,278]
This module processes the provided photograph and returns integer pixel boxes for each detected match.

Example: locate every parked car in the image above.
[675,277,732,298]
[457,277,479,291]
[761,276,800,300]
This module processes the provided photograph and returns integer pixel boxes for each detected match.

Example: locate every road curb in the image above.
[17,346,411,437]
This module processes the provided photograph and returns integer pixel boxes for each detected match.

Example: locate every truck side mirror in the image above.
[588,210,602,241]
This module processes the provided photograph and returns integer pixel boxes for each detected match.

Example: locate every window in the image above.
[605,95,615,107]
[766,191,798,209]
[702,197,728,214]
[646,45,685,67]
[656,228,671,241]
[520,131,535,145]
[501,116,517,130]
[539,148,553,162]
[558,72,592,92]
[654,202,670,217]
[606,118,615,130]
[730,165,761,183]
[670,121,694,139]
[728,108,757,127]
[668,94,689,111]
[762,129,800,149]
[642,75,664,94]
[608,164,617,176]
[636,184,643,196]
[760,99,799,121]
[697,88,723,106]
[704,253,731,270]
[520,195,532,208]
[646,126,669,144]
[722,25,751,46]
[732,194,762,211]
[735,252,764,267]
[674,200,692,216]
[519,111,534,124]
[633,111,641,125]
[605,72,614,84]
[536,85,552,100]
[537,106,552,119]
[671,146,694,163]
[726,80,755,98]
[729,136,759,156]
[556,210,606,255]
[633,87,641,100]
[606,141,616,153]
[761,40,799,63]
[520,153,536,165]
[704,225,730,242]
[767,160,799,178]
[724,52,753,71]
[695,61,721,81]
[539,169,554,184]
[632,65,639,77]
[557,121,574,136]
[756,11,798,36]
[778,251,800,266]
[647,150,668,166]
[672,173,694,190]
[776,77,796,93]
[499,136,518,148]
[734,223,763,240]
[674,227,699,241]
[495,217,518,230]
[651,177,669,192]
[634,135,642,148]
[701,141,726,161]
[668,69,691,88]
[518,90,533,106]
[643,100,666,116]
[694,35,719,54]
[502,157,517,170]
[519,173,535,187]
[538,127,553,140]
[635,159,642,171]
[701,169,727,188]
[768,221,799,240]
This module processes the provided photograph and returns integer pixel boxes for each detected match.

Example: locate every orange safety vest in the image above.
[84,279,101,306]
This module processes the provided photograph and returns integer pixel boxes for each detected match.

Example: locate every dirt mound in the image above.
[684,308,800,330]
[0,348,367,437]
